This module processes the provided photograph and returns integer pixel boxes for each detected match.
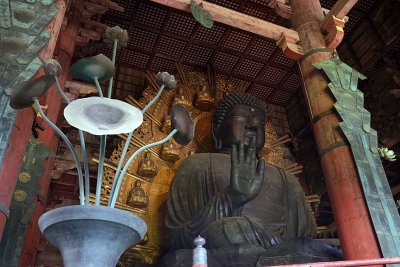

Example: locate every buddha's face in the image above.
[214,104,265,153]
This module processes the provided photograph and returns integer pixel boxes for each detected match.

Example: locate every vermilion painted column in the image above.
[18,0,84,265]
[289,0,382,263]
[0,0,67,240]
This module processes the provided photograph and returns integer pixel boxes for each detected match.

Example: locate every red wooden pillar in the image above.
[18,0,84,265]
[0,0,67,240]
[289,0,382,262]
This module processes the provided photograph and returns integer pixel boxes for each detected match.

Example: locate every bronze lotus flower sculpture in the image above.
[170,104,194,145]
[10,75,55,109]
[103,26,128,48]
[69,54,115,83]
[64,97,143,135]
[156,72,177,90]
[43,59,62,76]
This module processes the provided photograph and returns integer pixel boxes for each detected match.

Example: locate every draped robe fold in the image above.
[165,153,316,251]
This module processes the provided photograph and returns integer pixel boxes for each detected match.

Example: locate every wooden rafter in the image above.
[149,0,300,43]
[321,0,358,30]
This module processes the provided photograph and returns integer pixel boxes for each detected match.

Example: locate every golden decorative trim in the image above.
[13,190,27,202]
[18,171,31,183]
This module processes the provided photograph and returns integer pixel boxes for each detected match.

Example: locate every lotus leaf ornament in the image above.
[170,104,194,145]
[43,59,62,76]
[103,26,128,48]
[155,72,177,90]
[10,75,55,109]
[69,54,115,83]
[64,97,143,135]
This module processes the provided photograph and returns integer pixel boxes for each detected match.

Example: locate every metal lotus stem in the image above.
[33,99,85,205]
[54,76,91,205]
[95,135,107,206]
[142,84,165,113]
[109,129,178,208]
[107,39,118,99]
[94,77,104,97]
[108,84,166,205]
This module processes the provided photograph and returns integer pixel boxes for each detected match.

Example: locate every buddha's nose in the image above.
[245,124,258,132]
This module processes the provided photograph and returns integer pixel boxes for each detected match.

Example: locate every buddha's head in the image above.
[212,92,267,154]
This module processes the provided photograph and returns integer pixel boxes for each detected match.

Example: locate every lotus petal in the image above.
[44,59,62,76]
[170,104,194,145]
[103,26,129,48]
[155,72,177,90]
[64,97,143,135]
[69,54,115,83]
[10,75,55,109]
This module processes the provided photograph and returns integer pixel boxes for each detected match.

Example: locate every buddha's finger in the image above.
[256,157,265,178]
[246,136,256,164]
[231,144,238,166]
[239,141,245,164]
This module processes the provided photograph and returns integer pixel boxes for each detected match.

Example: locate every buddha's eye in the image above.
[231,115,246,121]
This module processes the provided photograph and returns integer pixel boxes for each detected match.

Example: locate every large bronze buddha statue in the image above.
[158,92,342,266]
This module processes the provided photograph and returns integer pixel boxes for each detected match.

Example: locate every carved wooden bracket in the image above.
[322,15,346,49]
[74,0,123,45]
[276,32,304,61]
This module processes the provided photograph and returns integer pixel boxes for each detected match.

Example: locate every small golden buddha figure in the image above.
[172,87,191,108]
[160,139,180,162]
[126,180,148,209]
[137,151,158,178]
[162,115,172,134]
[195,85,214,111]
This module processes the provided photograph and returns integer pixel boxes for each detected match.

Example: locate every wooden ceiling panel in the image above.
[91,0,384,107]
[213,51,240,72]
[234,58,264,79]
[246,37,276,60]
[346,11,364,33]
[207,0,241,10]
[221,30,253,52]
[354,0,376,13]
[242,4,271,20]
[164,12,197,38]
[248,84,274,101]
[230,77,251,90]
[157,36,187,59]
[135,2,167,29]
[269,89,292,105]
[249,0,273,6]
[259,66,287,85]
[128,27,158,52]
[272,50,296,68]
[183,44,213,65]
[282,73,302,92]
[121,50,150,69]
[149,56,176,73]
[192,24,226,44]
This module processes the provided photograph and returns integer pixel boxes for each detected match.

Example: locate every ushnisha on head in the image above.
[212,92,268,153]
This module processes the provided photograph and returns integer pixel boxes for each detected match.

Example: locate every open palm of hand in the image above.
[228,137,265,208]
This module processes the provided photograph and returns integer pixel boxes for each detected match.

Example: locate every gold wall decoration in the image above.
[13,190,27,202]
[18,171,31,183]
[101,67,292,264]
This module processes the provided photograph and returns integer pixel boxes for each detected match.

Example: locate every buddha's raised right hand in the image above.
[228,137,265,208]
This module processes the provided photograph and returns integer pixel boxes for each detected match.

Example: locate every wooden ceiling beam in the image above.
[149,0,300,43]
[321,0,358,30]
